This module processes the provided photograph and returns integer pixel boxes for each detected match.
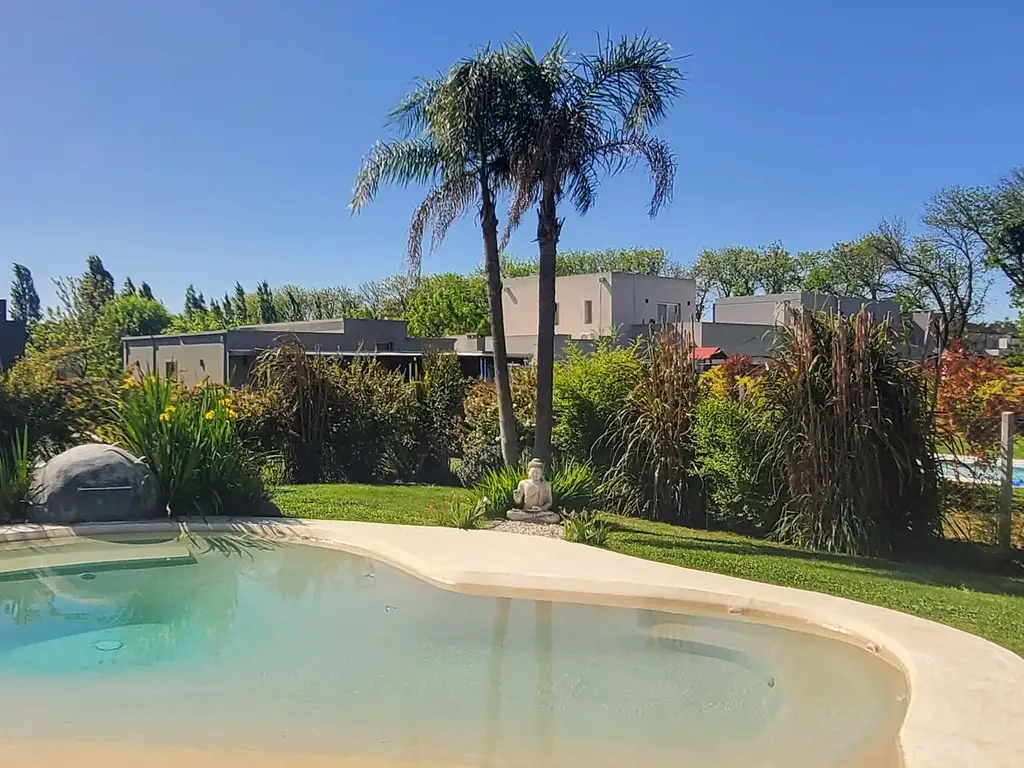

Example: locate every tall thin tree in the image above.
[9,264,42,323]
[351,48,525,466]
[503,35,684,462]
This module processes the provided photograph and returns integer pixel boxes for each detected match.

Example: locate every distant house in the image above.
[691,346,728,370]
[123,318,530,387]
[0,299,27,371]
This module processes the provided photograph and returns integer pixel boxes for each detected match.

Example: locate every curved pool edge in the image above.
[2,517,1022,768]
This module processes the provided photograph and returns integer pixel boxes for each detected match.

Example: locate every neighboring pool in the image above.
[0,534,907,767]
[940,457,1024,486]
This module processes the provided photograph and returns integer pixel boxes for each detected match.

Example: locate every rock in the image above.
[27,444,164,524]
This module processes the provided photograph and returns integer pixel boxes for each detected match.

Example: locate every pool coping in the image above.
[2,517,1023,768]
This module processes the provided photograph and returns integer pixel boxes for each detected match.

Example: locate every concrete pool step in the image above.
[0,538,196,580]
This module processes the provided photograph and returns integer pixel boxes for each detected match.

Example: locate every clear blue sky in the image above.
[1,0,1020,318]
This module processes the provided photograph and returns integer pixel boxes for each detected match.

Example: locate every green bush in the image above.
[455,366,537,487]
[603,327,703,523]
[239,341,434,485]
[762,310,940,556]
[693,394,780,534]
[108,376,266,515]
[1,352,108,456]
[0,430,32,523]
[552,342,643,471]
[436,499,488,529]
[563,511,610,547]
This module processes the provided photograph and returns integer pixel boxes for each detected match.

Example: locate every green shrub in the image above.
[762,310,940,556]
[456,366,537,487]
[563,511,609,546]
[474,464,521,516]
[1,352,108,456]
[550,458,600,512]
[603,327,703,523]
[108,376,266,515]
[552,342,643,470]
[0,430,32,523]
[239,341,429,485]
[693,394,780,534]
[436,499,487,529]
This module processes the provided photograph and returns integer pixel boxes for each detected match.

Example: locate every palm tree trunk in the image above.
[481,179,520,467]
[534,180,559,463]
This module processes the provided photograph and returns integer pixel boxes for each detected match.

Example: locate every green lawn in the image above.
[273,483,1024,657]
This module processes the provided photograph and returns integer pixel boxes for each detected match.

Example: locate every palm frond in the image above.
[407,172,479,271]
[349,137,440,213]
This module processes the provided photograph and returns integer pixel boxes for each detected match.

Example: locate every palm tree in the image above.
[351,49,522,466]
[503,35,684,463]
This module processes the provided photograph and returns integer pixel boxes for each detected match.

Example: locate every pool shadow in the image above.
[603,519,1024,600]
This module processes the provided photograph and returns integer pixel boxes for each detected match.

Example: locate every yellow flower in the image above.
[166,405,176,413]
[219,397,232,407]
[227,409,237,419]
[159,411,171,423]
[204,410,215,420]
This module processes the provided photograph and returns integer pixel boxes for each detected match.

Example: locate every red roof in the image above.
[692,346,727,360]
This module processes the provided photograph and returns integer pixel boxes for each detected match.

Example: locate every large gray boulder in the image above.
[27,444,164,524]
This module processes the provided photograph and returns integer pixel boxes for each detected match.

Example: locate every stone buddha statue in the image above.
[506,458,560,524]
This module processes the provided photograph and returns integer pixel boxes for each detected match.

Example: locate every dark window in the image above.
[584,300,593,324]
[375,341,394,352]
[554,303,559,326]
[165,360,177,379]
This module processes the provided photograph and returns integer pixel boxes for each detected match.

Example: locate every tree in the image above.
[255,281,278,324]
[406,273,490,336]
[873,218,989,348]
[356,274,417,318]
[754,242,804,293]
[351,47,525,466]
[183,284,207,319]
[693,247,760,297]
[505,35,683,462]
[233,283,250,324]
[9,264,41,323]
[922,169,1024,303]
[121,277,137,297]
[139,282,155,301]
[501,246,683,277]
[81,254,115,316]
[90,294,172,378]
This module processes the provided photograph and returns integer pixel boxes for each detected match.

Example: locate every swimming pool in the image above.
[0,533,907,767]
[940,457,1024,486]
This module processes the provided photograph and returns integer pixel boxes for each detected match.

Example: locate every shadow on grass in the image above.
[604,518,1024,599]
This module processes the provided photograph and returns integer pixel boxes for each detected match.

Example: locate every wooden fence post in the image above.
[999,411,1014,550]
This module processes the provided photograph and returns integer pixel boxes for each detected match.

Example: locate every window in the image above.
[164,360,177,379]
[554,303,559,326]
[584,299,593,324]
[657,302,681,325]
[375,341,394,352]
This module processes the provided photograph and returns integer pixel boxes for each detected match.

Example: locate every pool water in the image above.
[0,535,906,767]
[940,459,1024,486]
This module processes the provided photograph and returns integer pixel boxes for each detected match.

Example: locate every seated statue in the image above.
[506,458,560,524]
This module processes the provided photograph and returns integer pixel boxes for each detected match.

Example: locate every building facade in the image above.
[501,272,698,341]
[123,318,528,387]
[0,299,27,371]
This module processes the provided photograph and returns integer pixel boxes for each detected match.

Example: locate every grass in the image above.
[273,483,1024,657]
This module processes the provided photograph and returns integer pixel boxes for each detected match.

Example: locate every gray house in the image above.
[0,299,27,371]
[123,318,529,386]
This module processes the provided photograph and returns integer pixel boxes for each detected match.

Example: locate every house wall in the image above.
[713,293,902,327]
[0,299,27,371]
[502,272,697,340]
[692,322,778,360]
[124,335,228,386]
[609,273,698,328]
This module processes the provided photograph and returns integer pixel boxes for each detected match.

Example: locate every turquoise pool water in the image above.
[940,459,1024,486]
[0,535,906,767]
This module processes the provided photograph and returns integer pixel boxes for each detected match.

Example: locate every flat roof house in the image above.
[123,318,528,387]
[0,299,27,371]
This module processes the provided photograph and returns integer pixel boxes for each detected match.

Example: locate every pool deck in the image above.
[2,516,1023,768]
